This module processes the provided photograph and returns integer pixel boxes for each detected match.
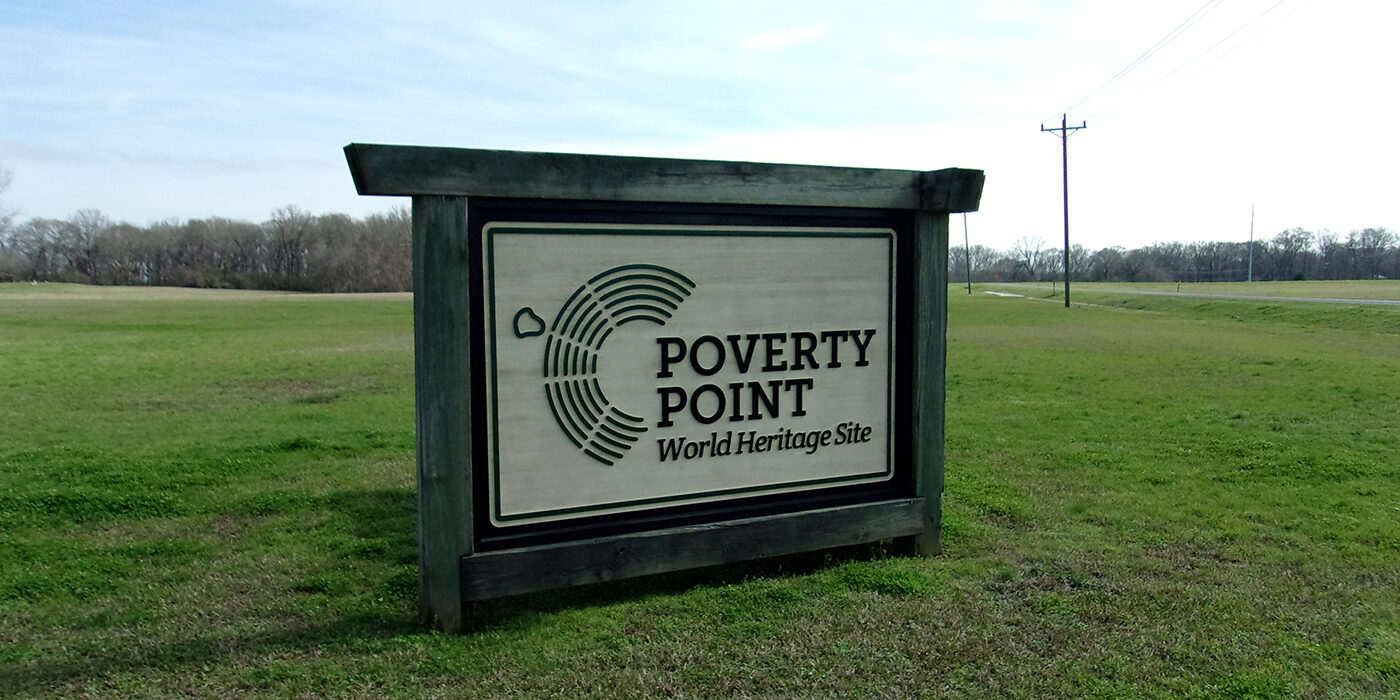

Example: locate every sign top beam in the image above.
[345,143,984,213]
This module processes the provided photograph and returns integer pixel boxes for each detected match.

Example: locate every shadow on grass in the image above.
[470,541,897,631]
[0,613,423,695]
[245,481,905,634]
[2,485,412,694]
[0,482,899,693]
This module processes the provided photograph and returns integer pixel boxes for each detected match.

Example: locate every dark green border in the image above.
[483,223,897,526]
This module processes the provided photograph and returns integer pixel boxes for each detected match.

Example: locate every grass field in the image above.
[2,281,1397,697]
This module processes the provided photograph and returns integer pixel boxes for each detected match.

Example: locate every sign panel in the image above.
[483,223,895,526]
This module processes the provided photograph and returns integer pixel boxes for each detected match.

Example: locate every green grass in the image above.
[2,281,1398,697]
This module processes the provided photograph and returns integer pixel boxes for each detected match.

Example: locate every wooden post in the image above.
[412,195,474,632]
[894,209,949,556]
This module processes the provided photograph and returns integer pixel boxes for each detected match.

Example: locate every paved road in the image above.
[1089,289,1400,306]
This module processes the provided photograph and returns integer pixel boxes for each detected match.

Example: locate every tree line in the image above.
[4,210,1396,293]
[0,205,412,292]
[0,158,1395,293]
[951,228,1399,284]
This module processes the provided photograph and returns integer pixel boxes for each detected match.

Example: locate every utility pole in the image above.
[1041,114,1086,308]
[1247,204,1255,282]
[963,213,972,295]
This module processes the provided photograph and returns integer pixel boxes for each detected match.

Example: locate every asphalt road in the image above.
[1087,289,1400,306]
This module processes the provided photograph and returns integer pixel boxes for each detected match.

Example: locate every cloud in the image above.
[2,0,1394,248]
[737,22,832,52]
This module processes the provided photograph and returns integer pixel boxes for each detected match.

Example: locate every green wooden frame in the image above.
[345,143,983,632]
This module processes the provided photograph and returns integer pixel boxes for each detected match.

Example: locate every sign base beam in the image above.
[460,498,926,601]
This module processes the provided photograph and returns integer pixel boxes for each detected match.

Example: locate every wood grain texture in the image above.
[412,195,475,632]
[346,143,983,213]
[920,168,986,215]
[895,210,949,556]
[460,498,926,601]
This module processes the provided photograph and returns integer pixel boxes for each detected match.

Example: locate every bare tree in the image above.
[303,208,410,292]
[1010,236,1046,281]
[265,205,313,289]
[948,245,970,283]
[0,163,14,232]
[59,209,110,281]
[1087,246,1124,281]
[1121,248,1166,282]
[1350,227,1396,279]
[8,218,64,280]
[0,164,17,280]
[1266,228,1313,281]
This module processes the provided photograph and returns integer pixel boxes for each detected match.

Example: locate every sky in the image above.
[2,0,1397,251]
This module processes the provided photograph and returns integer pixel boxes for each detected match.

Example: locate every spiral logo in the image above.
[531,263,696,465]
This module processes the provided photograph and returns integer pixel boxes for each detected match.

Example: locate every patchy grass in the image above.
[2,282,1397,697]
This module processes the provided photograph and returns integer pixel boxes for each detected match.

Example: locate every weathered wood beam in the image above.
[346,144,983,213]
[920,168,986,215]
[460,498,926,601]
[904,211,950,555]
[412,195,475,631]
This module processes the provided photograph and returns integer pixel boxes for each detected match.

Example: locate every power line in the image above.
[1063,0,1224,115]
[1162,0,1313,91]
[1086,0,1308,122]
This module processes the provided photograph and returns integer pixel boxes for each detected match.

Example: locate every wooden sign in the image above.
[483,223,895,526]
[345,143,983,632]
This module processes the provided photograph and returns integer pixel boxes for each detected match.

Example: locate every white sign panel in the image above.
[483,223,895,526]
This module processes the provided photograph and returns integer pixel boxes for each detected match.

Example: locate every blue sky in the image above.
[2,0,1396,250]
